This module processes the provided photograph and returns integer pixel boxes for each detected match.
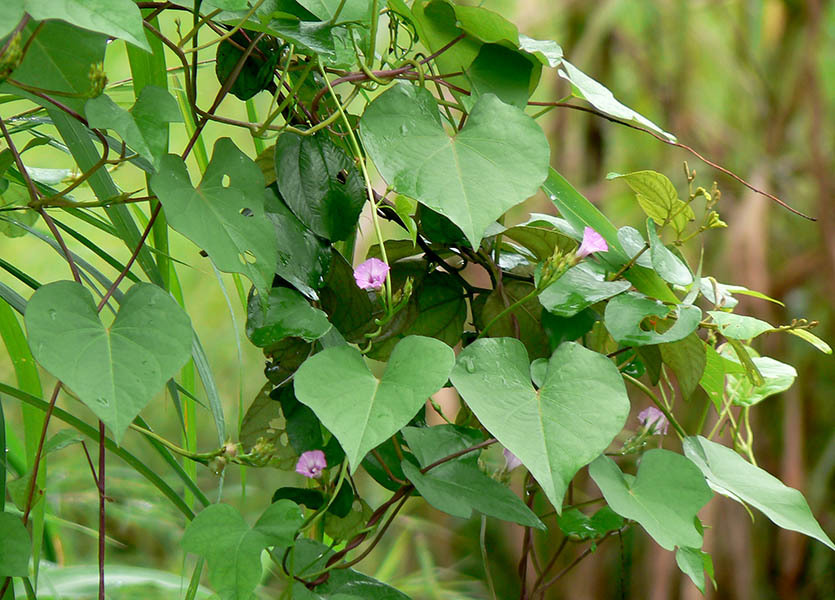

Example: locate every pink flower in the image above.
[353,258,390,290]
[295,450,326,479]
[576,227,608,259]
[637,406,669,435]
[503,448,523,471]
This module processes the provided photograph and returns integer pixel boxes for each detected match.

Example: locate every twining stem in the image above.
[622,373,687,438]
[318,60,393,310]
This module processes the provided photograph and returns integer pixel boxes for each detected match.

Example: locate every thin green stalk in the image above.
[477,288,539,340]
[480,516,497,600]
[622,374,687,439]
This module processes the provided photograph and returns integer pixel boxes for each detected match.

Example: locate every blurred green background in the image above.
[1,1,833,598]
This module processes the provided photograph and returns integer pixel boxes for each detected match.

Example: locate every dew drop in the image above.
[548,194,557,201]
[462,357,476,373]
[399,124,408,135]
[95,397,109,407]
[48,309,57,320]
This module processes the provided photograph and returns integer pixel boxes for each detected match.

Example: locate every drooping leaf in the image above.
[559,62,675,141]
[786,328,832,354]
[589,451,712,550]
[617,226,652,268]
[708,311,773,340]
[319,249,373,341]
[683,436,834,550]
[246,287,332,347]
[659,334,706,400]
[360,83,550,247]
[608,170,693,234]
[0,511,30,576]
[182,501,304,600]
[539,264,631,318]
[85,86,182,168]
[401,425,544,528]
[294,336,456,471]
[275,131,365,241]
[215,34,278,100]
[721,347,796,407]
[25,281,192,442]
[298,564,412,599]
[604,292,702,346]
[465,43,533,109]
[152,138,277,301]
[450,339,630,510]
[557,506,623,540]
[24,0,150,51]
[647,219,692,285]
[265,189,332,300]
[676,546,714,594]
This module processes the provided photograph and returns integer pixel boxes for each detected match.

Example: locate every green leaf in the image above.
[723,350,796,407]
[539,264,631,318]
[0,0,24,38]
[319,249,373,341]
[393,194,418,245]
[683,436,835,550]
[707,311,772,340]
[559,62,675,141]
[557,506,623,540]
[787,328,832,354]
[0,511,30,576]
[501,221,577,262]
[475,280,549,359]
[25,281,192,442]
[297,0,374,23]
[215,35,278,101]
[301,566,412,599]
[246,287,332,347]
[647,219,692,285]
[465,43,533,109]
[0,21,107,112]
[617,226,652,268]
[676,547,714,594]
[541,308,597,351]
[275,131,365,241]
[24,0,150,51]
[608,170,693,233]
[450,339,630,510]
[182,500,304,600]
[659,334,706,400]
[699,344,727,410]
[401,426,544,528]
[265,190,332,300]
[360,83,550,248]
[294,336,456,471]
[589,451,712,550]
[152,138,277,301]
[605,292,702,346]
[85,86,182,169]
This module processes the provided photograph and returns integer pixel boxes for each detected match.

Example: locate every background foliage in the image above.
[0,1,833,599]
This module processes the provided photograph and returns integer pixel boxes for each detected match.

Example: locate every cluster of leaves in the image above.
[0,1,832,599]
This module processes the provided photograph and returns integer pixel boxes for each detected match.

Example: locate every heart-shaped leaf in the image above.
[25,281,192,441]
[183,500,304,600]
[683,436,835,550]
[360,83,550,247]
[152,137,277,301]
[589,450,713,550]
[293,335,456,471]
[707,311,772,340]
[450,338,630,510]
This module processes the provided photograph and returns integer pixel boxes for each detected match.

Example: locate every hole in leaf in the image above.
[222,174,231,188]
[239,251,257,265]
[240,207,254,217]
[336,169,348,184]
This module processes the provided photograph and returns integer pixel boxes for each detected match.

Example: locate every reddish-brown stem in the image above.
[529,100,814,220]
[97,422,106,600]
[21,383,62,525]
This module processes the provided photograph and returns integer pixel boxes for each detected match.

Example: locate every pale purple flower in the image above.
[637,406,669,435]
[576,227,608,259]
[295,450,326,479]
[353,258,390,290]
[503,448,523,471]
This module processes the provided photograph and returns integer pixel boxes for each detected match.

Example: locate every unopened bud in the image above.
[223,442,239,458]
[0,32,23,83]
[208,456,227,475]
[88,63,107,98]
